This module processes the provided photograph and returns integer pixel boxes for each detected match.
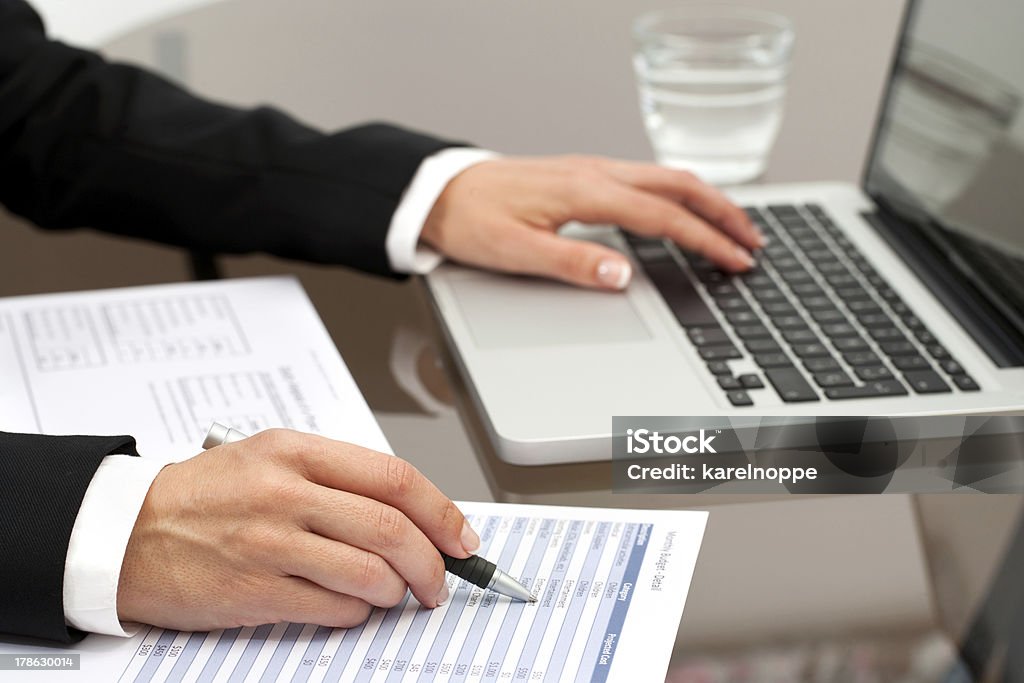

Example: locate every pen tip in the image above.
[528,595,538,603]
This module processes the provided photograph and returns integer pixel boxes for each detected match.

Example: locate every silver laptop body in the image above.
[426,0,1024,465]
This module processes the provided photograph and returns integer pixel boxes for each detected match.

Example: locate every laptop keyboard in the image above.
[625,203,981,407]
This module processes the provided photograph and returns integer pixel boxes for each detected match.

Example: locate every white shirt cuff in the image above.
[63,454,170,637]
[385,147,500,274]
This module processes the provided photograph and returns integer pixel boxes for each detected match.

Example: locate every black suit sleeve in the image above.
[0,431,140,644]
[0,0,462,277]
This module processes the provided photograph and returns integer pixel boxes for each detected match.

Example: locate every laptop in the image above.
[425,0,1024,465]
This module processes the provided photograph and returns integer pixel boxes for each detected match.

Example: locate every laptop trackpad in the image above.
[449,276,652,349]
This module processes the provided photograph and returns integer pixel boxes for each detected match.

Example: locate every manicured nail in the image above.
[461,521,481,554]
[435,581,450,607]
[596,259,632,290]
[736,246,756,269]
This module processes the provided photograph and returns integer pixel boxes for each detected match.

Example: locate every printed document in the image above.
[0,278,708,681]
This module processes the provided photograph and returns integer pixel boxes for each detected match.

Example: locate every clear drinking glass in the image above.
[633,6,795,185]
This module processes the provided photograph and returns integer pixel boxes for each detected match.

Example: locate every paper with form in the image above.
[0,276,389,455]
[0,278,708,681]
[3,504,705,683]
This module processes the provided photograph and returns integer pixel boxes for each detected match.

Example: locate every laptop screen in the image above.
[863,0,1024,332]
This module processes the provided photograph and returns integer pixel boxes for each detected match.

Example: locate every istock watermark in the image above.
[612,415,1024,494]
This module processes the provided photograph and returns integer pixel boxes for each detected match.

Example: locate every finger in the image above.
[300,489,450,608]
[471,223,634,290]
[280,532,415,608]
[562,176,755,271]
[260,431,477,560]
[597,160,765,250]
[272,575,375,629]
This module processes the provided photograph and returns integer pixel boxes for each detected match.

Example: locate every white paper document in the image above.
[0,276,390,456]
[3,503,706,683]
[0,278,708,681]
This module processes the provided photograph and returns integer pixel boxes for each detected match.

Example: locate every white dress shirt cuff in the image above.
[63,454,170,637]
[386,147,500,274]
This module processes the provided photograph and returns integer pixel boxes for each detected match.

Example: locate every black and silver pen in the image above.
[202,423,537,603]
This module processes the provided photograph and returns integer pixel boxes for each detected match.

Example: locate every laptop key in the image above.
[764,244,793,259]
[763,302,799,317]
[833,337,869,352]
[836,286,871,301]
[743,274,775,288]
[751,288,786,302]
[804,249,834,262]
[782,329,820,344]
[772,316,808,330]
[857,313,894,328]
[688,327,731,347]
[716,297,752,311]
[754,353,793,368]
[878,288,903,303]
[771,257,802,272]
[847,301,883,315]
[927,344,950,359]
[824,273,858,287]
[890,301,911,315]
[739,374,765,389]
[821,323,859,339]
[804,357,841,373]
[824,380,908,400]
[726,390,754,407]
[779,270,813,284]
[844,351,882,366]
[745,339,783,354]
[878,341,918,356]
[953,375,980,391]
[726,311,760,325]
[869,327,905,342]
[801,296,835,310]
[811,310,847,324]
[902,370,950,394]
[700,345,742,361]
[814,371,855,388]
[856,366,894,381]
[892,355,930,371]
[793,343,830,358]
[790,283,825,297]
[696,269,728,285]
[707,361,732,376]
[765,368,819,402]
[817,262,849,275]
[707,283,739,298]
[718,376,742,390]
[639,261,718,328]
[940,359,965,375]
[903,315,926,330]
[734,324,773,339]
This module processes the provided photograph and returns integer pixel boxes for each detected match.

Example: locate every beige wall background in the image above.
[103,0,906,183]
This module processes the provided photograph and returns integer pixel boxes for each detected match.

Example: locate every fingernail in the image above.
[461,521,481,554]
[435,581,450,607]
[596,259,632,290]
[736,246,756,269]
[754,230,768,248]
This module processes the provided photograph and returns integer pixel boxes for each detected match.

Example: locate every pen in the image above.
[202,423,537,604]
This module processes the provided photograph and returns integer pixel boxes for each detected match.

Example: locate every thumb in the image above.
[510,228,633,291]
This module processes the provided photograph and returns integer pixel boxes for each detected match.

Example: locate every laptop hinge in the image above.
[862,209,1024,368]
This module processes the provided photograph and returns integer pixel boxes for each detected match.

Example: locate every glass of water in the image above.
[633,6,794,185]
